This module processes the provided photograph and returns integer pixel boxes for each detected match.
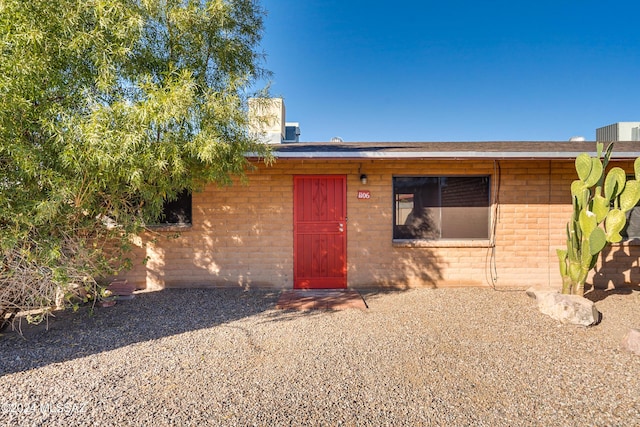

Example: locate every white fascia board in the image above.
[246,151,640,160]
[269,151,593,159]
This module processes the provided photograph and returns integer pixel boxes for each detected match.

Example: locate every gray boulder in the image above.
[527,288,600,326]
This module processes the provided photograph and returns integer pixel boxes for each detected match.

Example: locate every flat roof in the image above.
[257,141,640,160]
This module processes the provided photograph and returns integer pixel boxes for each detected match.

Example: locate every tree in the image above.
[0,0,272,326]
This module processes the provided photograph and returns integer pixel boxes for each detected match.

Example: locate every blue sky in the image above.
[256,1,640,142]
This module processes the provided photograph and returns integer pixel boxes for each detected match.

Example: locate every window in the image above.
[393,176,490,240]
[622,175,640,239]
[622,207,640,239]
[159,190,192,225]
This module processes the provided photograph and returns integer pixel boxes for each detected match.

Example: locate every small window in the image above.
[393,176,490,240]
[159,190,192,225]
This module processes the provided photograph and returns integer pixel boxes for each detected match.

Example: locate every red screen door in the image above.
[294,175,347,289]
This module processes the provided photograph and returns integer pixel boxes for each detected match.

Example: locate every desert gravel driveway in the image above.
[1,287,640,426]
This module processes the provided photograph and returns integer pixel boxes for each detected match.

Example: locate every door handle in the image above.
[338,223,344,232]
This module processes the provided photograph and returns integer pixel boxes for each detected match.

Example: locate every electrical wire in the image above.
[486,160,521,292]
[488,160,500,288]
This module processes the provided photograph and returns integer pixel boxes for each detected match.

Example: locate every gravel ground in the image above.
[1,287,640,426]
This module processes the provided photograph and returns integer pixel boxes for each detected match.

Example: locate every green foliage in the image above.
[0,0,272,322]
[619,180,640,211]
[604,167,626,200]
[575,153,594,184]
[558,143,640,295]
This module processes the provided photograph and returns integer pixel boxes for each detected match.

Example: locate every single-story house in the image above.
[118,102,640,291]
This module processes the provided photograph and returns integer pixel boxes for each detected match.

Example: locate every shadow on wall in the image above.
[133,233,238,290]
[144,241,166,290]
[354,247,445,290]
[589,243,640,302]
[125,201,291,290]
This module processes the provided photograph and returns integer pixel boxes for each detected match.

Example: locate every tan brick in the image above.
[116,158,637,290]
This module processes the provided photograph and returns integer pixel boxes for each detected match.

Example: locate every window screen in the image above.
[620,176,640,240]
[393,176,490,240]
[622,207,640,239]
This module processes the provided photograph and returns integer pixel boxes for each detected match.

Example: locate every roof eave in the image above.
[245,151,640,160]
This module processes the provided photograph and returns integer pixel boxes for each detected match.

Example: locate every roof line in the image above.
[256,151,640,159]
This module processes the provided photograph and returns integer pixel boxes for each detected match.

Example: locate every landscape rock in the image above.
[527,288,600,326]
[525,286,560,298]
[107,279,136,298]
[621,328,640,356]
[2,288,639,426]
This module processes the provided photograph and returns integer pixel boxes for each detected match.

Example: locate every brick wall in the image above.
[119,158,640,291]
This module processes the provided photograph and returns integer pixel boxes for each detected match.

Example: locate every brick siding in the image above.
[119,158,640,291]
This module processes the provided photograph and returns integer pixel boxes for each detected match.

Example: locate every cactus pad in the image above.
[619,180,640,212]
[605,208,626,242]
[604,167,626,200]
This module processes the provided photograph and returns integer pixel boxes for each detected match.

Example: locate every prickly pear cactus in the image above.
[557,143,640,295]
